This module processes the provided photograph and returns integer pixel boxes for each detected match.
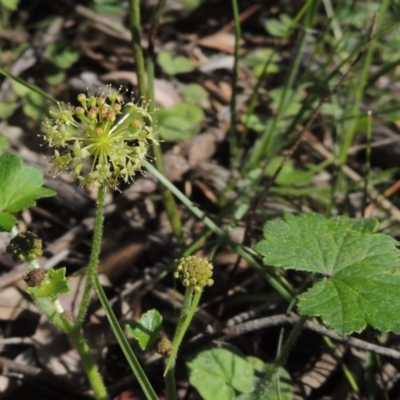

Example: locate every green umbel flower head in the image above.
[43,86,158,189]
[174,255,214,293]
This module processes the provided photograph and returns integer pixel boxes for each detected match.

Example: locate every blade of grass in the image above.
[246,0,318,169]
[339,6,385,164]
[94,275,158,400]
[0,67,57,103]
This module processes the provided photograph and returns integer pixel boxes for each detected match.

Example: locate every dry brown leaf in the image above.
[197,32,243,54]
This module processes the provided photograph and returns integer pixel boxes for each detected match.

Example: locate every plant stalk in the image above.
[164,287,202,375]
[69,327,110,400]
[75,184,106,328]
[128,0,147,97]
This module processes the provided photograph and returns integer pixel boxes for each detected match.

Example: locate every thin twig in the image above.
[221,313,400,360]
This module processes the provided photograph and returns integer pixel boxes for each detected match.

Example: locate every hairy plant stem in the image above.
[75,184,106,328]
[164,365,177,400]
[69,327,110,400]
[164,286,202,376]
[256,315,307,399]
[128,0,147,97]
[35,298,109,399]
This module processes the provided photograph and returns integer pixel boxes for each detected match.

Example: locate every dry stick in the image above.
[220,313,400,360]
[364,178,400,217]
[219,3,262,33]
[75,4,131,41]
[0,356,91,399]
[244,14,377,243]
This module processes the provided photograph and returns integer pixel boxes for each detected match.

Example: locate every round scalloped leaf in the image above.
[26,268,70,299]
[187,344,254,400]
[0,153,55,231]
[125,309,163,351]
[255,212,400,336]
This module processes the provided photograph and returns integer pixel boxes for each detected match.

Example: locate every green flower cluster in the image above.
[174,255,214,293]
[43,87,158,188]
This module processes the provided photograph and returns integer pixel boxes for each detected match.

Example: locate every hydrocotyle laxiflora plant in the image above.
[27,86,159,399]
[164,255,214,376]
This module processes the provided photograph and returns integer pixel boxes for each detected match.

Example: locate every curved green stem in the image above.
[164,287,202,376]
[75,184,106,329]
[69,327,110,400]
[34,298,109,399]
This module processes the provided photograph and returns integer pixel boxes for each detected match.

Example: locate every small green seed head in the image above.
[174,256,214,292]
[7,232,43,262]
[155,336,172,358]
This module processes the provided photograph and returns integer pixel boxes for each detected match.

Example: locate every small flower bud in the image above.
[112,103,121,112]
[75,107,85,118]
[96,97,105,106]
[88,96,97,107]
[88,109,97,120]
[77,93,87,107]
[106,110,116,122]
[24,268,46,287]
[7,232,43,262]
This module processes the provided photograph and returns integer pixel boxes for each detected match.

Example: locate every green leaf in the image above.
[187,344,254,400]
[265,156,313,186]
[0,133,10,151]
[0,102,19,120]
[23,91,47,121]
[264,14,293,38]
[0,211,18,232]
[182,83,209,105]
[238,357,293,400]
[93,0,123,15]
[1,0,19,11]
[269,88,302,117]
[156,103,203,141]
[45,70,67,86]
[125,309,163,351]
[0,153,56,231]
[255,212,400,335]
[241,49,280,78]
[157,52,194,75]
[26,268,70,299]
[11,80,31,97]
[45,40,79,69]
